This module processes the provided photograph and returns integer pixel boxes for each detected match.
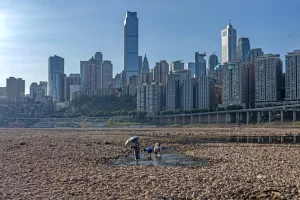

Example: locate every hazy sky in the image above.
[1,0,300,93]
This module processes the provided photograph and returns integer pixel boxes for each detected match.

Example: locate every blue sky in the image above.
[1,0,300,93]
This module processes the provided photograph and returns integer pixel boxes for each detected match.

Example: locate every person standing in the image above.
[131,138,140,165]
[154,142,162,157]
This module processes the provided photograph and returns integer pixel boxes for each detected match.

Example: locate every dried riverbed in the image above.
[1,128,300,199]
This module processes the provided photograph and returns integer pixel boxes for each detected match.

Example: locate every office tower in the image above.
[129,75,139,96]
[237,37,250,63]
[64,74,81,100]
[195,52,206,78]
[39,81,48,96]
[221,21,237,63]
[222,60,249,107]
[215,64,223,85]
[198,76,216,109]
[255,54,282,103]
[30,83,38,99]
[215,84,222,105]
[124,11,139,82]
[112,73,122,88]
[94,52,103,88]
[170,60,184,71]
[48,55,64,102]
[153,60,169,85]
[102,60,113,89]
[6,77,25,102]
[208,53,218,70]
[248,48,264,63]
[285,50,300,101]
[246,62,256,108]
[140,54,152,84]
[83,57,100,91]
[138,56,142,75]
[188,62,196,78]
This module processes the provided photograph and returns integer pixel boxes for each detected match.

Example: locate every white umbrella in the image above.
[125,136,139,145]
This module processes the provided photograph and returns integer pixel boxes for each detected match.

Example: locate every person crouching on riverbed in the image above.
[131,138,140,165]
[144,147,153,160]
[154,142,163,157]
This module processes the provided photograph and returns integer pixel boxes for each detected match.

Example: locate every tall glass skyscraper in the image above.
[237,37,250,63]
[208,53,218,70]
[221,22,237,63]
[188,62,196,78]
[124,11,138,82]
[195,52,206,78]
[48,55,64,102]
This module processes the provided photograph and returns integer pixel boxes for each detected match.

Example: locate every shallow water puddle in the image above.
[110,148,208,167]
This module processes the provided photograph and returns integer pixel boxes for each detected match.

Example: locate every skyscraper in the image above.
[255,54,282,103]
[140,54,152,84]
[248,48,264,63]
[6,77,25,102]
[285,50,300,101]
[83,57,99,91]
[124,11,139,82]
[195,52,206,78]
[102,60,113,89]
[188,62,196,78]
[138,56,142,75]
[153,60,169,85]
[237,37,251,63]
[221,21,237,63]
[48,55,64,102]
[64,74,81,100]
[95,52,103,88]
[208,53,218,70]
[198,76,216,109]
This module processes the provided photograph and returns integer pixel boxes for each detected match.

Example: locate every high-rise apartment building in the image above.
[170,60,184,71]
[48,55,64,102]
[255,54,282,103]
[6,77,25,102]
[0,87,6,100]
[83,57,99,91]
[102,60,113,89]
[183,78,193,110]
[129,75,139,96]
[237,37,250,63]
[124,11,139,82]
[286,50,300,101]
[112,73,122,88]
[222,60,249,107]
[153,60,169,85]
[248,48,264,63]
[64,74,81,100]
[80,61,88,89]
[195,52,206,78]
[188,62,196,78]
[221,22,237,63]
[30,81,48,101]
[198,76,216,109]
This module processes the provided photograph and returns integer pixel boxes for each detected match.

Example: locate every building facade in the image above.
[195,52,206,78]
[221,22,237,63]
[128,75,139,96]
[222,60,249,107]
[237,37,251,63]
[48,55,64,102]
[255,54,282,103]
[285,50,300,101]
[140,54,152,84]
[208,53,218,70]
[83,57,100,91]
[188,62,196,78]
[102,60,113,89]
[198,76,216,109]
[64,74,81,100]
[153,60,169,85]
[112,73,122,88]
[6,77,25,102]
[170,60,184,71]
[248,48,264,63]
[124,11,139,82]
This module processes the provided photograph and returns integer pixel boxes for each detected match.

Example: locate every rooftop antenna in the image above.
[229,19,231,25]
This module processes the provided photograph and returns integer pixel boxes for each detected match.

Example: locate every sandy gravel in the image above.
[1,128,300,199]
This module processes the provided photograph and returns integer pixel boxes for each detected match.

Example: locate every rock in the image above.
[19,142,26,145]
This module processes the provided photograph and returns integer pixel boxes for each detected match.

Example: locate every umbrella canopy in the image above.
[125,136,139,145]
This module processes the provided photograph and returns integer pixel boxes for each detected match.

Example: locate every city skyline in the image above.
[1,0,300,93]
